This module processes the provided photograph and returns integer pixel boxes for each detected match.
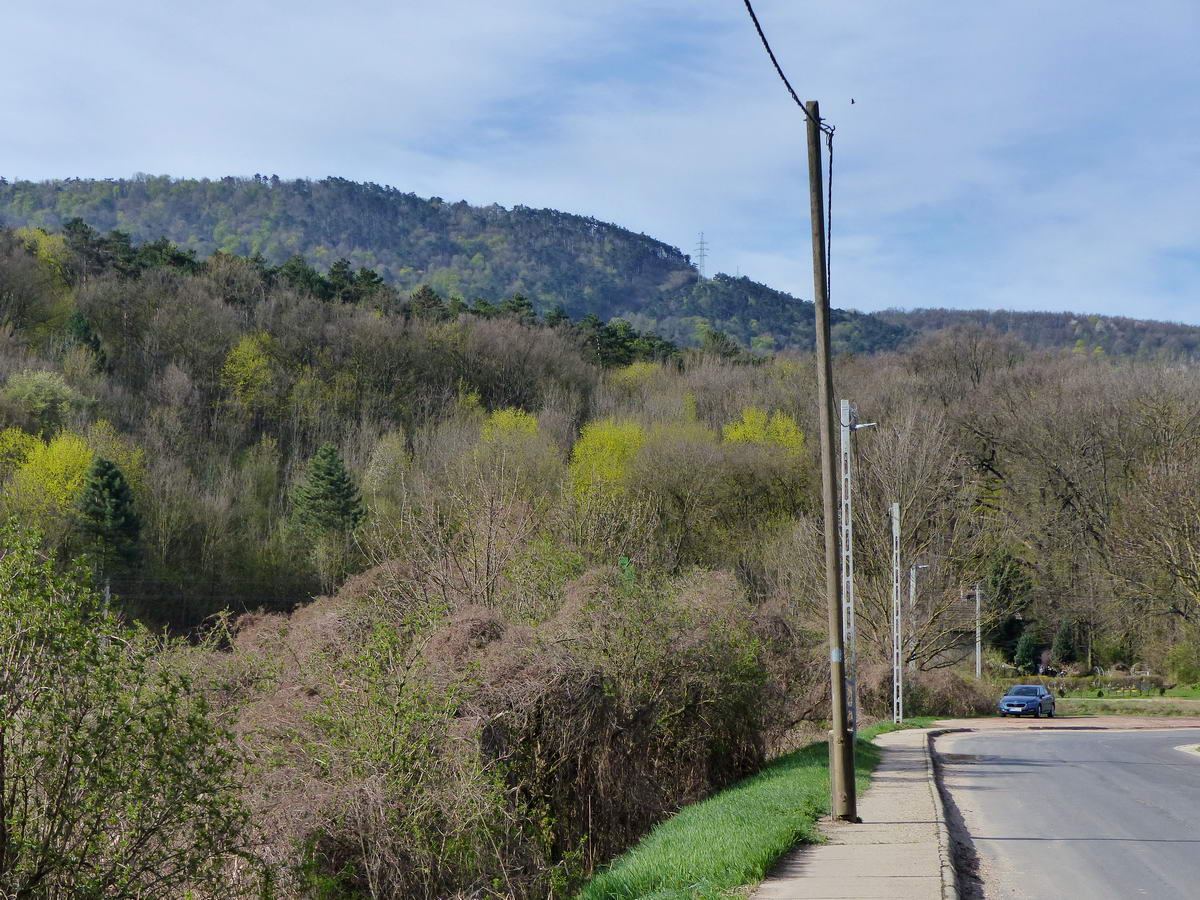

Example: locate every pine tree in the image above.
[76,457,140,567]
[1052,620,1076,664]
[1013,632,1039,675]
[408,285,447,320]
[291,444,364,535]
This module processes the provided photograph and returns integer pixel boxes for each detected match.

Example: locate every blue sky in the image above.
[5,1,1199,323]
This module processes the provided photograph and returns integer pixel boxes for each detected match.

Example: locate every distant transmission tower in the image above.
[694,232,709,279]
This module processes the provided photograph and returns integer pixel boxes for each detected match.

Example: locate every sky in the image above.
[5,1,1200,323]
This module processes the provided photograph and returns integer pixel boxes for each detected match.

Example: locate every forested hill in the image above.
[4,176,1199,358]
[876,307,1200,359]
[0,175,907,354]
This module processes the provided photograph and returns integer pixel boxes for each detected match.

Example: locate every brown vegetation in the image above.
[6,227,1200,895]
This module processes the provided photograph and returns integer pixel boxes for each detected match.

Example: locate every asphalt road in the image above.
[938,727,1200,900]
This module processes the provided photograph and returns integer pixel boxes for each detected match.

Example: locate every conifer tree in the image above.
[1052,620,1076,664]
[1013,632,1039,675]
[76,456,140,567]
[291,444,365,535]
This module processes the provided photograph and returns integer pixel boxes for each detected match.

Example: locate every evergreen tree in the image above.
[327,258,355,302]
[291,444,365,534]
[543,304,570,328]
[277,254,332,300]
[499,292,535,321]
[408,285,447,320]
[76,457,140,567]
[1013,632,1039,675]
[1052,620,1076,664]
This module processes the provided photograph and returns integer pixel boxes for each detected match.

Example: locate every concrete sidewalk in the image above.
[753,729,955,900]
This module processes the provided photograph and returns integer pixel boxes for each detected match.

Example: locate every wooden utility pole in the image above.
[807,100,857,822]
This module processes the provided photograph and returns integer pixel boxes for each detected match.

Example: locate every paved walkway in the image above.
[753,729,953,900]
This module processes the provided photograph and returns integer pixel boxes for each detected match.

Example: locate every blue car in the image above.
[998,684,1055,718]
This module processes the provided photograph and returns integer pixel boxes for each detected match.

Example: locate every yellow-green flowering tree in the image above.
[722,407,806,459]
[569,419,647,501]
[221,332,277,418]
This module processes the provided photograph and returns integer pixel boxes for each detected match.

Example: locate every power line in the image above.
[740,1,837,297]
[740,0,833,134]
[825,129,834,300]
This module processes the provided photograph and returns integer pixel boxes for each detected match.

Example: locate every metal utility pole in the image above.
[975,582,983,679]
[839,400,874,740]
[807,99,856,822]
[907,564,929,673]
[891,503,902,724]
[694,232,709,279]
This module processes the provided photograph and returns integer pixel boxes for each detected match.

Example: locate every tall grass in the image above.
[577,719,934,900]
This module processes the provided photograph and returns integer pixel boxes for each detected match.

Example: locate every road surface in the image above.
[938,726,1200,899]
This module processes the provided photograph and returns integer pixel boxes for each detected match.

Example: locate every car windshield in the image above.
[1009,686,1038,696]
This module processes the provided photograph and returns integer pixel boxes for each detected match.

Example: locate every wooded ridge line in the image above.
[3,175,1198,359]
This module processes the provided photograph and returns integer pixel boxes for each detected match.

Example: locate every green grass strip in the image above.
[1058,697,1200,717]
[577,718,935,900]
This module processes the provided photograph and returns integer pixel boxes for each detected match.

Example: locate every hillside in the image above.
[0,175,907,354]
[5,176,1200,359]
[7,189,1200,897]
[877,307,1200,359]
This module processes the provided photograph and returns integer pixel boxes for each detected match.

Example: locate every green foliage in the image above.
[76,456,141,567]
[291,600,525,897]
[607,360,660,396]
[1166,638,1200,685]
[1052,620,1077,664]
[0,368,87,434]
[579,728,894,900]
[568,418,646,500]
[722,406,806,459]
[481,406,538,442]
[7,429,94,518]
[221,332,276,415]
[1014,632,1039,674]
[291,443,365,535]
[408,283,447,320]
[0,523,248,896]
[0,426,37,478]
[10,178,1200,354]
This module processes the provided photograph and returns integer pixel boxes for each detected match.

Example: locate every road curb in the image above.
[926,728,972,900]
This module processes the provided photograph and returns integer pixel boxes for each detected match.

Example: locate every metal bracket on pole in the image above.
[891,503,902,724]
[975,582,983,680]
[840,400,857,739]
[840,400,875,741]
[907,564,928,674]
[840,401,875,740]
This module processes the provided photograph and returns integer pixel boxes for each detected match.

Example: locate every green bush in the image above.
[1166,639,1200,685]
[0,369,88,434]
[0,522,249,896]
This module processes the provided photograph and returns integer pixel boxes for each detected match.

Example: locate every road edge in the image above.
[925,729,965,900]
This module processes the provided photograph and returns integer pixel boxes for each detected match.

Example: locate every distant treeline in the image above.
[876,306,1200,359]
[0,176,910,353]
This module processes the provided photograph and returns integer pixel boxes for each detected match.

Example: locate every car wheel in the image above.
[1034,706,1042,718]
[1048,705,1055,718]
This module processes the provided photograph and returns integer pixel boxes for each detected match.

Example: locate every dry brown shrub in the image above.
[857,663,993,719]
[469,568,771,872]
[203,548,810,898]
